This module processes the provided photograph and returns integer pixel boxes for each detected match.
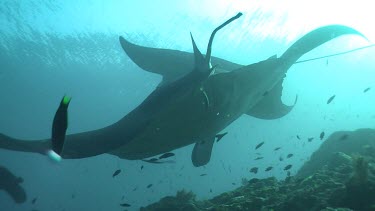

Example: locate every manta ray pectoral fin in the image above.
[118,35,242,85]
[246,80,298,120]
[281,25,367,66]
[190,33,205,69]
[119,36,195,84]
[191,137,215,167]
[48,95,71,161]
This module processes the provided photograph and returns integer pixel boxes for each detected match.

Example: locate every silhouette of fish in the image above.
[250,167,258,174]
[254,157,264,160]
[255,142,264,150]
[112,169,121,178]
[327,95,336,104]
[320,131,325,140]
[158,152,175,159]
[120,203,131,207]
[284,164,292,171]
[265,166,273,171]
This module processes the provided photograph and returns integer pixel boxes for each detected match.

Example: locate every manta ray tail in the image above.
[280,25,367,65]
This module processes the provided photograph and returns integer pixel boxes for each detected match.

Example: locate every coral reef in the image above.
[141,128,375,211]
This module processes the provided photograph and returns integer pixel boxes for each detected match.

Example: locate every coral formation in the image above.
[141,128,375,211]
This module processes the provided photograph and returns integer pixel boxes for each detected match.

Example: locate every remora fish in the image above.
[0,13,366,167]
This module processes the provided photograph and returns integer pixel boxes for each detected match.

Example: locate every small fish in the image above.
[112,169,121,178]
[255,142,265,150]
[339,134,349,140]
[231,182,236,185]
[142,158,175,164]
[279,156,284,161]
[31,197,37,204]
[250,167,258,174]
[327,95,336,104]
[141,158,161,163]
[363,87,371,93]
[200,174,207,176]
[308,137,314,142]
[215,132,228,142]
[132,187,137,192]
[262,91,269,96]
[274,147,281,151]
[210,189,212,193]
[254,156,264,160]
[147,184,153,188]
[287,154,293,158]
[284,164,292,171]
[265,166,273,171]
[320,131,325,140]
[159,152,175,159]
[141,165,144,170]
[296,135,300,140]
[120,203,131,207]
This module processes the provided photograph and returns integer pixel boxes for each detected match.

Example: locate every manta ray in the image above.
[0,13,366,166]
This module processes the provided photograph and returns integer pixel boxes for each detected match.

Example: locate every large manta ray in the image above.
[0,13,366,166]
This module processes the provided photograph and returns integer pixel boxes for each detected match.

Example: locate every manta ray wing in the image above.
[118,38,242,85]
[247,80,298,119]
[245,25,366,120]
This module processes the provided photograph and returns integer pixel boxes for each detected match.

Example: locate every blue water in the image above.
[1,1,375,210]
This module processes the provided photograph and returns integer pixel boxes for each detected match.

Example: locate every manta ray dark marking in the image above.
[0,13,366,166]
